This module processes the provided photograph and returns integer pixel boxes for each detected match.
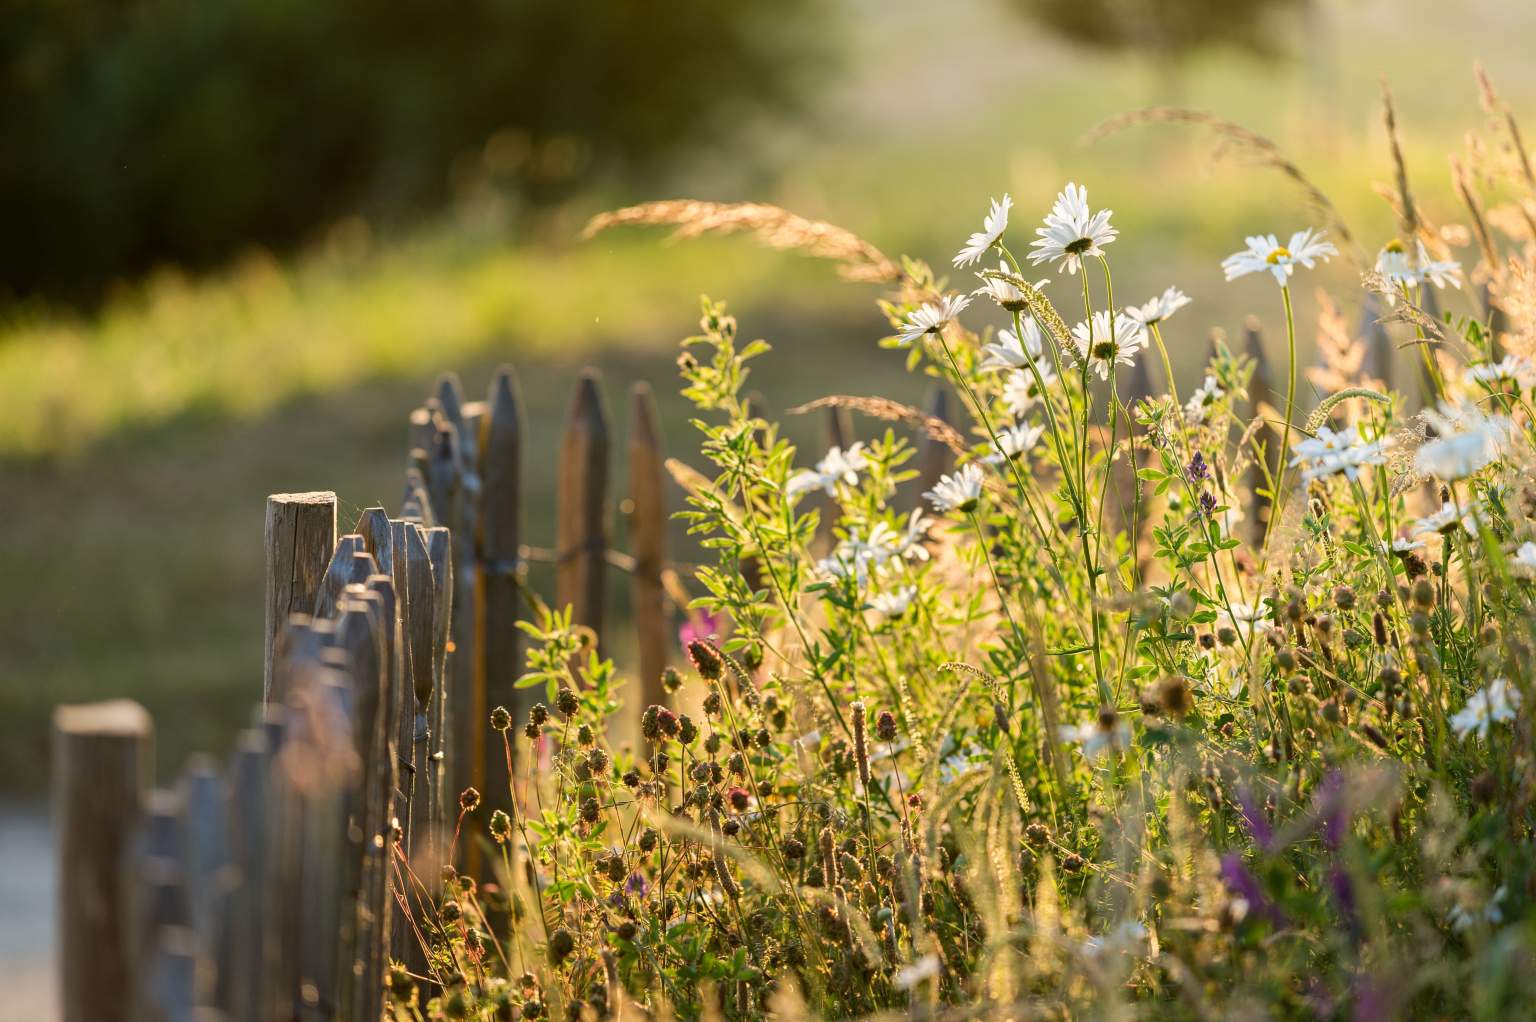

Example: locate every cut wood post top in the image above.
[264,492,338,703]
[357,507,394,574]
[53,698,154,738]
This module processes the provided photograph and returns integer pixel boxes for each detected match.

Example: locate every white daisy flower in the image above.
[983,421,1045,465]
[1125,286,1191,326]
[1509,541,1536,576]
[1184,375,1225,425]
[1083,921,1149,958]
[898,508,933,562]
[1218,600,1273,642]
[868,585,918,618]
[1450,677,1520,740]
[1411,500,1481,539]
[786,443,870,498]
[1028,182,1118,275]
[893,954,941,990]
[978,320,1045,373]
[1070,310,1148,381]
[924,462,985,514]
[1059,712,1130,761]
[1448,885,1507,932]
[1002,366,1056,418]
[1222,228,1338,286]
[1383,536,1426,556]
[954,194,1013,268]
[1465,355,1535,390]
[1289,423,1390,482]
[973,260,1048,311]
[1376,239,1463,302]
[895,294,972,347]
[1414,401,1513,481]
[816,550,870,586]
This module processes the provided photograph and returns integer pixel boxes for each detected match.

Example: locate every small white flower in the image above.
[1125,286,1191,326]
[1028,182,1118,275]
[1412,500,1482,539]
[1414,400,1513,481]
[954,194,1013,268]
[1465,355,1535,390]
[895,294,971,347]
[1218,600,1273,641]
[973,260,1048,310]
[979,320,1044,373]
[1002,365,1056,418]
[1083,921,1149,958]
[1059,713,1130,761]
[898,508,933,562]
[1183,375,1225,425]
[1222,228,1337,286]
[868,585,918,618]
[924,462,986,513]
[894,954,941,990]
[1450,678,1520,740]
[816,551,870,586]
[1384,536,1426,556]
[1376,240,1462,303]
[1071,310,1148,381]
[983,421,1045,465]
[1510,541,1536,577]
[786,443,870,498]
[1289,423,1390,482]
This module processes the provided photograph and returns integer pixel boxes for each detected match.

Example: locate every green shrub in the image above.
[0,0,826,301]
[395,83,1536,1017]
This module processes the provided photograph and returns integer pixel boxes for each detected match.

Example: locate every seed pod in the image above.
[851,701,871,789]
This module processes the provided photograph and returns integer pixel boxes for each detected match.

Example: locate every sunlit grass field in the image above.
[3,0,1533,794]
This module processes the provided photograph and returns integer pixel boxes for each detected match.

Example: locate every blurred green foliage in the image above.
[1,0,827,301]
[1013,0,1308,67]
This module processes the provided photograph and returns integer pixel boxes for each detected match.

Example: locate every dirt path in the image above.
[0,802,55,1020]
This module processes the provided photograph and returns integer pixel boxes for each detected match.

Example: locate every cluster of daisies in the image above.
[781,181,1536,758]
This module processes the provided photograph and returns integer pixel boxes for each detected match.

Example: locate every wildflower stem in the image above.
[1262,285,1299,559]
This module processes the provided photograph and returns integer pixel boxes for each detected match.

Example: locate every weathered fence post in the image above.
[915,385,954,502]
[481,366,524,814]
[629,381,669,712]
[557,370,611,651]
[265,492,338,702]
[54,699,153,1022]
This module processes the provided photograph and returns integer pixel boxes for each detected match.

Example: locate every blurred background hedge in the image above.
[1,0,827,302]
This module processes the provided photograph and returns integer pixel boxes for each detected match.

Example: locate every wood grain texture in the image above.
[264,492,337,702]
[480,365,524,814]
[556,370,610,648]
[53,699,153,1022]
[629,381,670,712]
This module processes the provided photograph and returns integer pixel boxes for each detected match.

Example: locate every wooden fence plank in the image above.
[425,526,454,874]
[481,366,525,813]
[54,699,153,1022]
[556,370,610,650]
[629,381,669,713]
[264,492,337,702]
[915,384,954,503]
[219,727,274,1022]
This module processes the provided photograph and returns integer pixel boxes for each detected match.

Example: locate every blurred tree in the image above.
[0,0,828,303]
[1010,0,1309,91]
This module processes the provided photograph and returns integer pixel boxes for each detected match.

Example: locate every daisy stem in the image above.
[1261,285,1298,559]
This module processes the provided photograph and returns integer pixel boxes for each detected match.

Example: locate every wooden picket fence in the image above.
[50,365,683,1022]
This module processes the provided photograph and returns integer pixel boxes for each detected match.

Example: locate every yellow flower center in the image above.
[1384,238,1406,254]
[1266,246,1292,265]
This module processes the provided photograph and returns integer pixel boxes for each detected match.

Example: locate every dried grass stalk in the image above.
[787,395,968,455]
[582,200,901,283]
[1085,108,1358,258]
